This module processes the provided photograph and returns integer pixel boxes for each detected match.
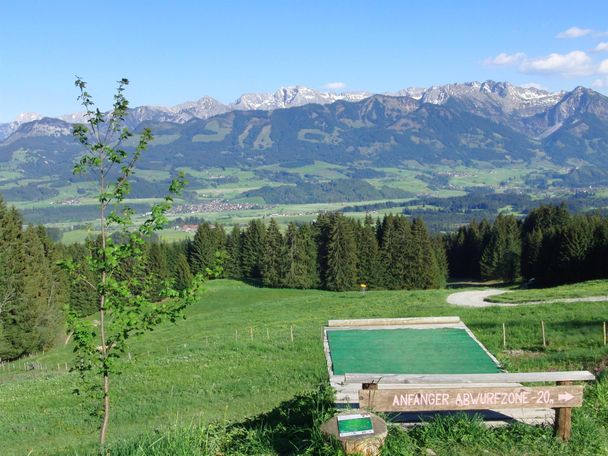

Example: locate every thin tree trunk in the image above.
[99,288,109,448]
[100,370,110,447]
[99,164,110,450]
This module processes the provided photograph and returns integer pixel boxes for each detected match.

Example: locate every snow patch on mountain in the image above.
[231,86,371,111]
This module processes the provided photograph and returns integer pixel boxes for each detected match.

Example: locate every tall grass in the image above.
[62,375,608,455]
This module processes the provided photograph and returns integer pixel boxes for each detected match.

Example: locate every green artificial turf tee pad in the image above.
[327,328,500,375]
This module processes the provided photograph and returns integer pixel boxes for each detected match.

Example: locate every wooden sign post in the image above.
[359,385,583,412]
[360,384,584,441]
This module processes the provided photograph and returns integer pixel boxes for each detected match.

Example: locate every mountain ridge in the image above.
[1,82,607,191]
[0,81,567,141]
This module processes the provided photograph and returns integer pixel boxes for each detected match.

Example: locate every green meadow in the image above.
[487,280,608,304]
[0,280,607,455]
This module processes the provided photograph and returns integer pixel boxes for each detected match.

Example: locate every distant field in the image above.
[6,161,607,239]
[0,280,607,454]
[487,280,608,303]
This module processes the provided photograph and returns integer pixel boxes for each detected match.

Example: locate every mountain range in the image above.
[1,81,607,194]
[0,86,373,140]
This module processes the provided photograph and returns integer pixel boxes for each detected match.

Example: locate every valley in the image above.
[1,81,607,241]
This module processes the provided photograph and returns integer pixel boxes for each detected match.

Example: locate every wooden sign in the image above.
[359,385,583,412]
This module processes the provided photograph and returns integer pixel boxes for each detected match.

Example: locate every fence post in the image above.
[541,320,547,348]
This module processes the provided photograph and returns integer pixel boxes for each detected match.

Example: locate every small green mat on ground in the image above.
[328,328,500,375]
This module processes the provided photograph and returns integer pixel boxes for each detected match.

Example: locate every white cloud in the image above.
[322,81,346,90]
[520,51,595,77]
[594,42,608,52]
[486,50,595,77]
[484,52,525,66]
[556,26,593,38]
[599,59,608,74]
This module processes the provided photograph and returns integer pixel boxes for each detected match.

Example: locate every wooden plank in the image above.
[327,317,461,328]
[345,371,595,384]
[359,385,584,412]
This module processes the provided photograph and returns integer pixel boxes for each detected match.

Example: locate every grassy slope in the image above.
[487,280,608,303]
[0,281,607,455]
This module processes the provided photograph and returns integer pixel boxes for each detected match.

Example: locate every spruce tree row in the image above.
[445,204,608,286]
[0,198,67,360]
[182,213,447,292]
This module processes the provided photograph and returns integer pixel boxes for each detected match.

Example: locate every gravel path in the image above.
[446,289,511,307]
[447,289,608,308]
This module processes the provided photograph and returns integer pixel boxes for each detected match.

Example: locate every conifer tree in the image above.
[356,215,380,288]
[557,217,593,283]
[173,252,193,291]
[432,234,449,287]
[409,218,441,289]
[282,223,319,288]
[480,214,521,282]
[188,222,224,275]
[241,219,266,279]
[21,226,65,352]
[521,227,543,280]
[590,217,608,280]
[261,219,284,287]
[299,223,321,288]
[325,214,357,291]
[224,225,243,279]
[0,205,27,359]
[0,204,67,359]
[148,242,170,301]
[520,204,569,284]
[378,215,399,289]
[315,212,335,287]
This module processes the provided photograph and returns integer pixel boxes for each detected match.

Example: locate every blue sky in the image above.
[1,0,608,121]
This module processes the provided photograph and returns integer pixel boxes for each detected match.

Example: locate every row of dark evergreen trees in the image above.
[445,204,608,285]
[0,198,67,360]
[184,213,448,291]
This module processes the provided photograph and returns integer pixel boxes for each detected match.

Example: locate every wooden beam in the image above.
[327,317,461,328]
[359,385,584,412]
[344,371,596,385]
[554,381,573,441]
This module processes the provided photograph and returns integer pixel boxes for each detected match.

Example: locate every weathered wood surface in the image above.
[345,371,595,385]
[320,410,388,456]
[327,316,461,327]
[359,385,584,412]
[554,380,574,441]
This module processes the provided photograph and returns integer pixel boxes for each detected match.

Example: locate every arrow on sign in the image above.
[558,392,575,402]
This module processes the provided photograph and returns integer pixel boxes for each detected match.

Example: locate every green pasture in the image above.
[0,280,607,454]
[487,280,608,304]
